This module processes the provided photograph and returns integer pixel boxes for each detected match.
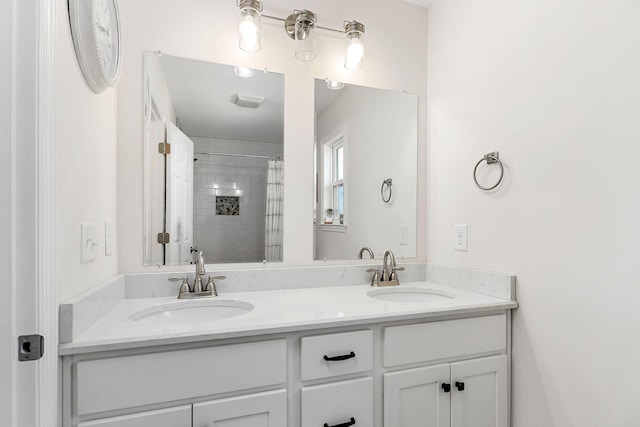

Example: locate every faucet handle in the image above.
[366,269,380,287]
[204,276,219,296]
[393,267,405,272]
[169,277,191,295]
[211,275,226,281]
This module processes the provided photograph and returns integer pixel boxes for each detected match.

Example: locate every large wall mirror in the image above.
[314,79,418,260]
[144,53,284,266]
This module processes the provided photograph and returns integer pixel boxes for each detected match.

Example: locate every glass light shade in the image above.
[234,66,254,78]
[326,79,344,90]
[344,29,365,70]
[238,5,262,53]
[294,14,316,61]
[295,29,316,61]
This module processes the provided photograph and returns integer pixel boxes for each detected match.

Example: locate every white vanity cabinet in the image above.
[300,330,374,426]
[65,339,287,427]
[384,356,508,427]
[62,312,512,427]
[382,315,509,427]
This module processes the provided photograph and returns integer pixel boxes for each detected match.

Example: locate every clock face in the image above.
[92,0,120,80]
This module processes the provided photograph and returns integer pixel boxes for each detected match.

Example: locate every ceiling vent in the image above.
[234,93,264,109]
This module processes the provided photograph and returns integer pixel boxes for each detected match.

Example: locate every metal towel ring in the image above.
[473,151,504,191]
[381,178,392,203]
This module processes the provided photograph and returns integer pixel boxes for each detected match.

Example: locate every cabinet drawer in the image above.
[301,330,373,381]
[384,315,506,367]
[193,389,287,427]
[77,405,191,427]
[76,339,286,415]
[301,377,373,427]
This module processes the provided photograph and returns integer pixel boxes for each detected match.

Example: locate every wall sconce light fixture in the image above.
[238,0,263,53]
[237,2,365,69]
[344,21,365,70]
[285,10,317,61]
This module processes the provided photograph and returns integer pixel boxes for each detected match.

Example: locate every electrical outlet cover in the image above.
[454,224,468,252]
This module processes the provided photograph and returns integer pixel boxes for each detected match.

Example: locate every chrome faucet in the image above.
[193,251,206,292]
[367,250,405,287]
[168,251,226,298]
[357,247,374,259]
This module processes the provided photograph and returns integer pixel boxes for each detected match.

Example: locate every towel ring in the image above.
[381,178,392,203]
[473,151,504,191]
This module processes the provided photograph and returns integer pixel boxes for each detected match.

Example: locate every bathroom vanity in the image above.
[59,264,517,427]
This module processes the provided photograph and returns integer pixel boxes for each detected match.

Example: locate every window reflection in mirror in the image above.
[313,79,418,261]
[143,53,284,266]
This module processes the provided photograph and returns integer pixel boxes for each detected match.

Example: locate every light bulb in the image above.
[326,79,344,90]
[344,21,365,70]
[345,41,364,69]
[238,1,262,53]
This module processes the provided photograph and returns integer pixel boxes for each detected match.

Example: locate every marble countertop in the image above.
[59,280,517,356]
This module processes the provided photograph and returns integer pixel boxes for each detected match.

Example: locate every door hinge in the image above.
[158,142,171,155]
[157,232,170,244]
[18,335,44,362]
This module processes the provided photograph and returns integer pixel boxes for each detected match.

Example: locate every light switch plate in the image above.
[81,223,98,263]
[105,221,115,256]
[454,224,468,251]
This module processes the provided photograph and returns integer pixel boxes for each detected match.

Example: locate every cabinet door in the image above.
[450,355,508,427]
[77,405,191,427]
[193,389,287,427]
[384,364,450,427]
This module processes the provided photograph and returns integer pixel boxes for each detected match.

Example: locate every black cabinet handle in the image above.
[323,351,356,361]
[455,381,465,391]
[324,417,356,427]
[442,383,451,393]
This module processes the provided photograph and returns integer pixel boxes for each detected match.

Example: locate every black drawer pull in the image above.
[324,417,356,427]
[323,351,356,361]
[442,383,451,393]
[455,381,465,391]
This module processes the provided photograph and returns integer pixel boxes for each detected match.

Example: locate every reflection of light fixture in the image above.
[325,79,344,90]
[238,0,263,53]
[285,10,317,61]
[344,21,365,70]
[234,65,255,78]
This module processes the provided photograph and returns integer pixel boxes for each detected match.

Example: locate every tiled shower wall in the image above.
[191,137,283,263]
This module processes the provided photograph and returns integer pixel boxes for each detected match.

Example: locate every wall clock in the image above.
[68,0,122,93]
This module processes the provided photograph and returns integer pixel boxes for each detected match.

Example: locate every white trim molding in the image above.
[8,0,57,426]
[36,0,58,425]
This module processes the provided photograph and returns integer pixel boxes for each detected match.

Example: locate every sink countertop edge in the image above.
[59,281,518,356]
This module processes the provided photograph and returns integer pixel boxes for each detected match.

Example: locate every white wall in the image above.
[427,0,640,425]
[55,0,118,301]
[117,0,429,272]
[315,85,417,260]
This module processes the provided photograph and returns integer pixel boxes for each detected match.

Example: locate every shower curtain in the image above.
[265,159,284,261]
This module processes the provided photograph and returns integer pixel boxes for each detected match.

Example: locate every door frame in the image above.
[3,0,57,425]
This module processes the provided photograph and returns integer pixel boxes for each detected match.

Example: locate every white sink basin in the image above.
[367,287,456,303]
[130,299,254,325]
